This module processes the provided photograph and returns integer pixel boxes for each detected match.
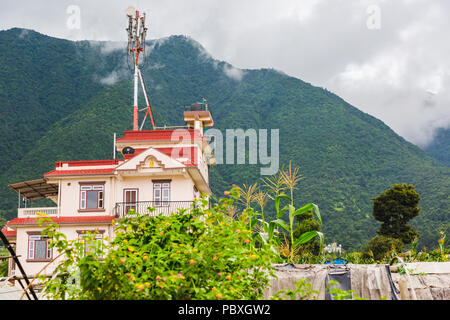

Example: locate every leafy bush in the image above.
[0,248,8,277]
[364,235,404,261]
[271,278,319,300]
[326,280,365,300]
[38,196,277,300]
[271,278,366,300]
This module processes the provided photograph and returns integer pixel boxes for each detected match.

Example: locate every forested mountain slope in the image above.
[0,28,448,251]
[424,127,450,167]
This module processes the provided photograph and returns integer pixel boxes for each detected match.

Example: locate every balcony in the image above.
[18,207,58,218]
[113,201,195,219]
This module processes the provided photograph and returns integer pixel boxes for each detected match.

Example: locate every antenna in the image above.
[126,7,155,131]
[113,132,116,159]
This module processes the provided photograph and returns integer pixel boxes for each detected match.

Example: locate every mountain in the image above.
[0,28,448,251]
[424,127,450,167]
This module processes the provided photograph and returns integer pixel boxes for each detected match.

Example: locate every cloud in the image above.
[1,0,449,146]
[99,70,120,85]
[326,1,450,146]
[98,41,127,55]
[18,29,30,38]
[223,64,245,81]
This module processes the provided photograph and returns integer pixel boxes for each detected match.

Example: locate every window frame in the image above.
[78,182,106,212]
[123,188,139,214]
[152,180,171,207]
[26,232,52,262]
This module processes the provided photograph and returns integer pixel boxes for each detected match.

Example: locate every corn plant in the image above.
[270,199,324,263]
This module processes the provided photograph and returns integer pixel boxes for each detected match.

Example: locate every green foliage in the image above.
[0,217,8,276]
[0,217,6,229]
[438,231,448,261]
[0,248,8,277]
[326,280,365,300]
[38,197,277,300]
[0,29,448,253]
[271,278,319,300]
[271,278,366,300]
[424,127,450,167]
[252,164,323,263]
[372,184,421,244]
[364,235,404,261]
[294,210,322,256]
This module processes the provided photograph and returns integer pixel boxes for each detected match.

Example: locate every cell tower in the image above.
[126,6,155,131]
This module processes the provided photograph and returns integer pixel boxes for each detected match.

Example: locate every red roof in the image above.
[1,225,16,238]
[44,168,115,177]
[116,129,204,142]
[55,159,120,167]
[156,147,198,166]
[7,215,114,227]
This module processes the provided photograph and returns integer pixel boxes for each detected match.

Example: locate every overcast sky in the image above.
[1,0,449,147]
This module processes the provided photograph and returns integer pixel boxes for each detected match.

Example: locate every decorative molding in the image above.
[78,181,106,185]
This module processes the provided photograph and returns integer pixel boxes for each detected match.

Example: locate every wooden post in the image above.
[398,279,408,300]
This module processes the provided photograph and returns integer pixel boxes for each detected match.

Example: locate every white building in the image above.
[2,104,215,278]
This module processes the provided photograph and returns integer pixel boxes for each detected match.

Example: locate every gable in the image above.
[115,147,186,172]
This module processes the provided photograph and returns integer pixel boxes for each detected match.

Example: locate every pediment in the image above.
[115,148,186,172]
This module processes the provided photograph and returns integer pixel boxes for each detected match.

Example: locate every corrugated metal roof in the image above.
[8,178,58,200]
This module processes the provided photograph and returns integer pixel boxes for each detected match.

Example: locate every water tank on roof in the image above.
[190,102,203,111]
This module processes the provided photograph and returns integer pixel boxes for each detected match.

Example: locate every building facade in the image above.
[2,105,215,279]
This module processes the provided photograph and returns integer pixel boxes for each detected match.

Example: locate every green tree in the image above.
[0,217,6,229]
[372,183,421,244]
[0,258,7,277]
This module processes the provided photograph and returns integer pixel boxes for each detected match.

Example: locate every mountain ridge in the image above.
[0,28,448,251]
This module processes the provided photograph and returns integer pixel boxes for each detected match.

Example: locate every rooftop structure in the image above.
[1,8,216,284]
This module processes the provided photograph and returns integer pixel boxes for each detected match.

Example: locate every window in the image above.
[79,232,103,257]
[124,189,138,214]
[153,181,170,206]
[80,184,104,210]
[28,235,52,261]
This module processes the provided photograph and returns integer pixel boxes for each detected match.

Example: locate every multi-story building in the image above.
[2,102,215,278]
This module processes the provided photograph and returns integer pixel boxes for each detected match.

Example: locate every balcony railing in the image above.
[113,201,195,219]
[18,207,58,217]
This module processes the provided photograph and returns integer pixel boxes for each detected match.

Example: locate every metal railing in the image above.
[113,201,195,219]
[18,207,58,217]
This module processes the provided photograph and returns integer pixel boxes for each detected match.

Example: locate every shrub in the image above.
[364,235,404,261]
[0,248,8,277]
[39,196,277,300]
